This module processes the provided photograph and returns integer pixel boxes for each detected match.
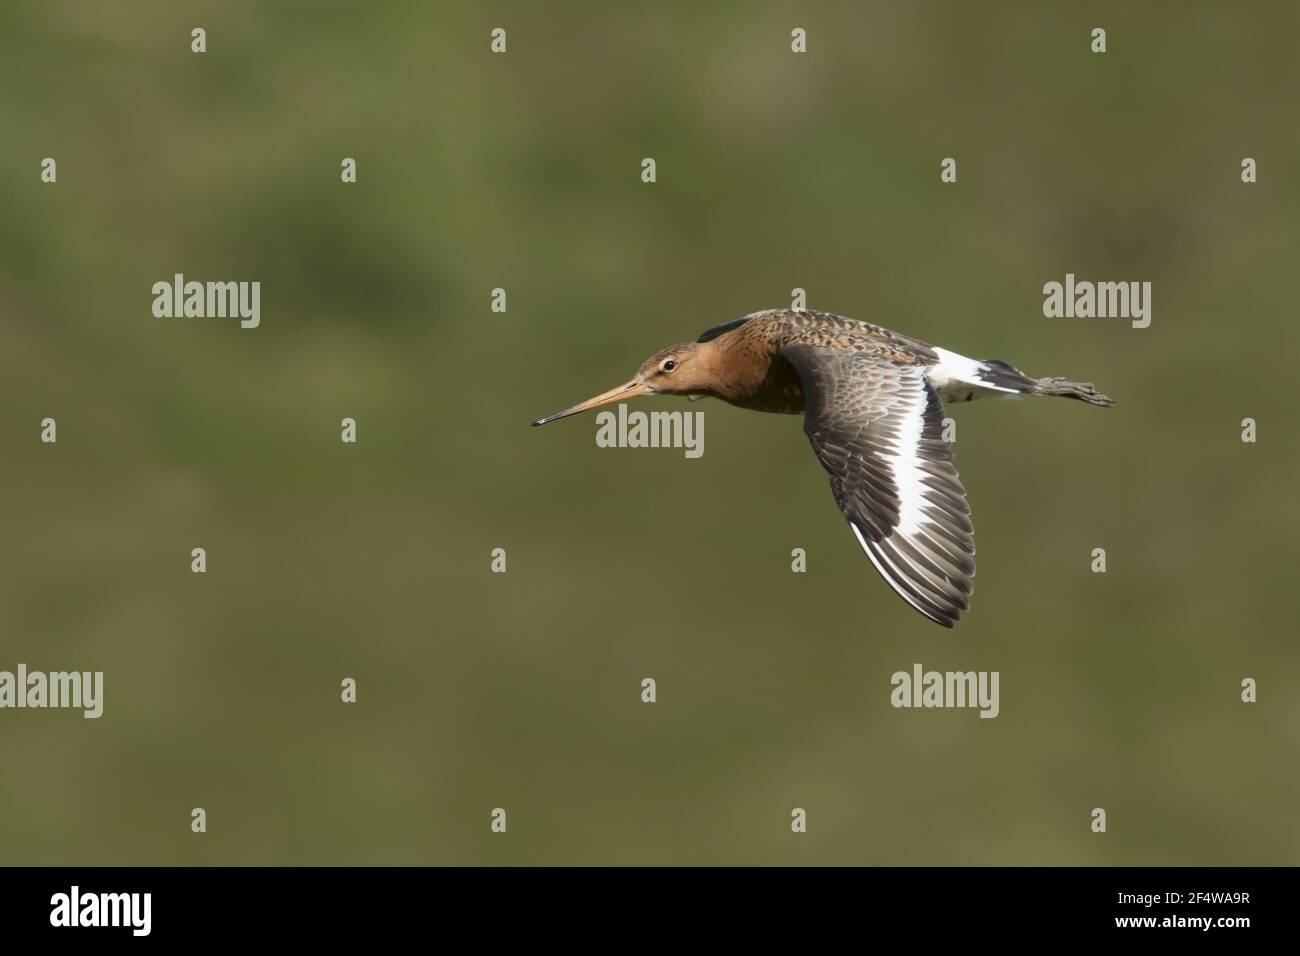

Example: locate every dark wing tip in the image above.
[852,523,973,628]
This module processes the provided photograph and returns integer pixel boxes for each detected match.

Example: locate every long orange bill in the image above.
[532,378,651,426]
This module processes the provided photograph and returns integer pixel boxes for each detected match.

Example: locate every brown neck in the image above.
[698,336,771,402]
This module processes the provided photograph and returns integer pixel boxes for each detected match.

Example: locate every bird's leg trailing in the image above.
[929,352,1113,408]
[1031,377,1114,407]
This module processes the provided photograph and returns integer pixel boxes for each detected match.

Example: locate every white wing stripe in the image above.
[880,370,931,539]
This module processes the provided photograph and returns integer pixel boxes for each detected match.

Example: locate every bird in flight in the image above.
[533,309,1112,627]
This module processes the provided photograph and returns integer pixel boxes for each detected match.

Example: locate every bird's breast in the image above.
[719,353,806,415]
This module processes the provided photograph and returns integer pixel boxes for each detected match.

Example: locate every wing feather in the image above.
[781,345,975,627]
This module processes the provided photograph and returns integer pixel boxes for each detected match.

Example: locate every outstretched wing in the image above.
[781,345,975,627]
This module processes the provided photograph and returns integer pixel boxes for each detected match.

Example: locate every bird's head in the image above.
[531,342,712,426]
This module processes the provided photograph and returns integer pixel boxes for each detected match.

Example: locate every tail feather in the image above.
[939,352,1113,407]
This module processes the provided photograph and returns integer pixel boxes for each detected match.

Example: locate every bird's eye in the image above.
[662,360,676,372]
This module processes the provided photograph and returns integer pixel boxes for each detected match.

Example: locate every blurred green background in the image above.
[2,1,1297,865]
